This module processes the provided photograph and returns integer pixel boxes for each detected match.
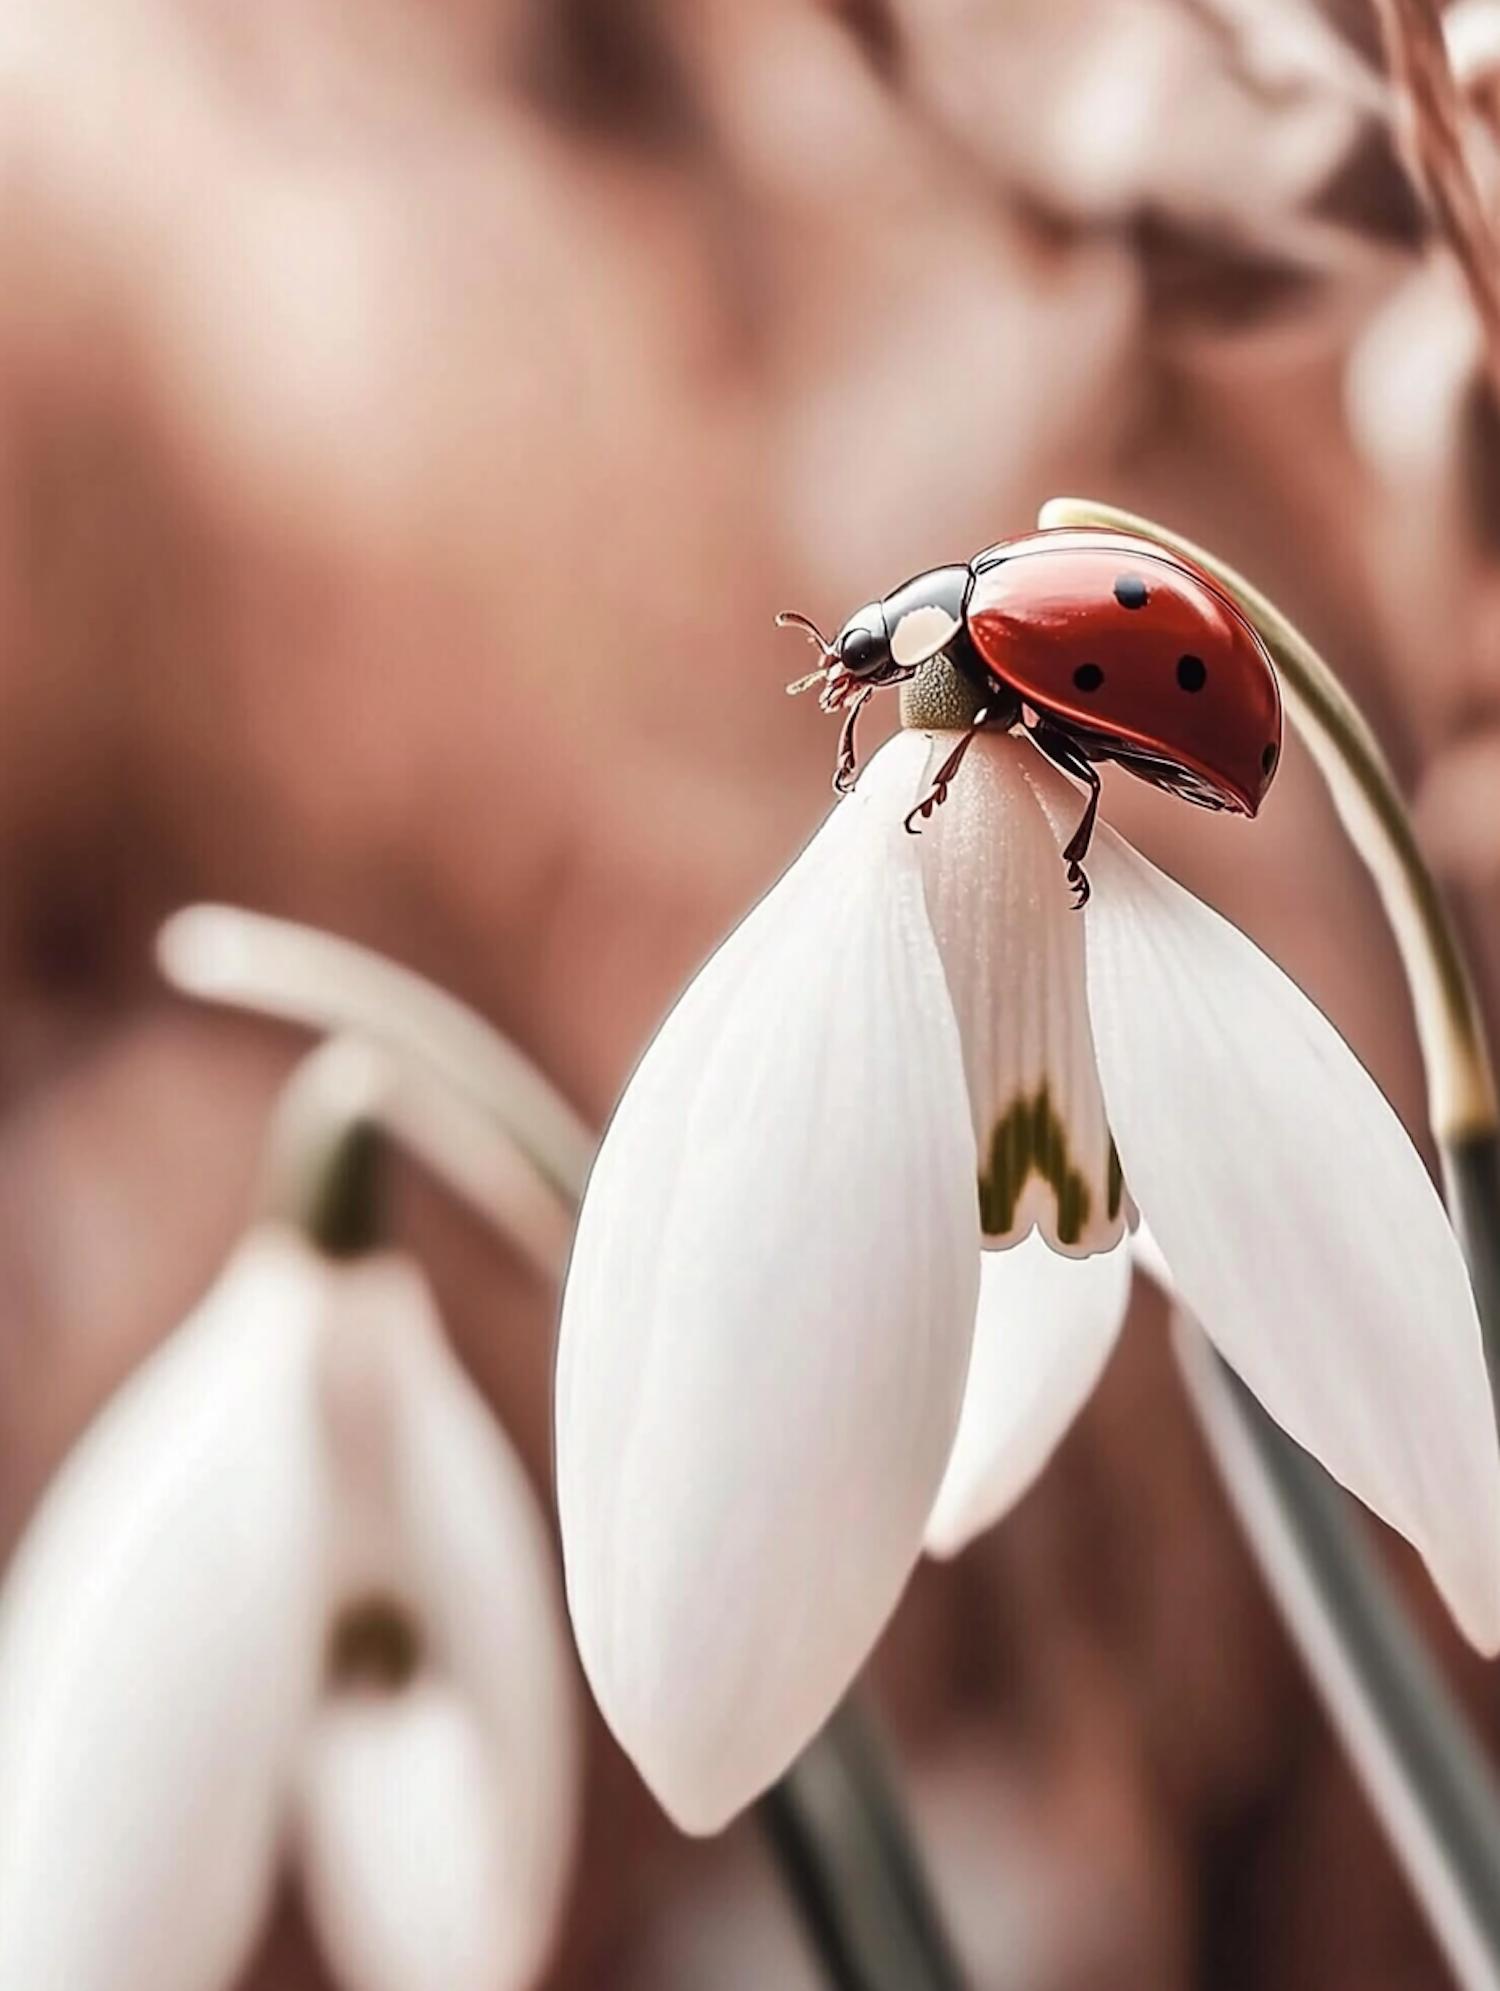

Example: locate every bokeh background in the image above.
[2,1,1500,1985]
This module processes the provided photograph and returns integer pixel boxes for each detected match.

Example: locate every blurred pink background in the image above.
[2,2,1498,1985]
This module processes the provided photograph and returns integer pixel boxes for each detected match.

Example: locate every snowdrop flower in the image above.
[558,719,1500,1834]
[0,1225,578,1991]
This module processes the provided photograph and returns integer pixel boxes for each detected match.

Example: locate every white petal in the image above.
[924,1234,1133,1556]
[1083,829,1500,1652]
[0,1229,330,1991]
[915,730,1123,1254]
[557,731,980,1832]
[297,1684,526,1991]
[1125,1215,1176,1296]
[306,1261,580,1991]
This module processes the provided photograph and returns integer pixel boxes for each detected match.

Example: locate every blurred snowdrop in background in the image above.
[0,1204,578,1991]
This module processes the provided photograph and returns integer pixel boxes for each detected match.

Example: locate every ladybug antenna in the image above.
[776,609,837,696]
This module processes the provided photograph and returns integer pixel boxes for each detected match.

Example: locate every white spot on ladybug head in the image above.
[890,604,961,670]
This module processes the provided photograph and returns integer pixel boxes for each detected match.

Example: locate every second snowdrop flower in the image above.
[0,1226,579,1991]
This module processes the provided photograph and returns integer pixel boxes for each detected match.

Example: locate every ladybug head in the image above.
[779,599,900,710]
[831,602,899,686]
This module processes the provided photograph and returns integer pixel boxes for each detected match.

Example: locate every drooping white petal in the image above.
[924,1233,1133,1557]
[1082,828,1500,1652]
[915,731,1124,1255]
[557,731,980,1833]
[0,1229,330,1991]
[1125,1215,1175,1296]
[304,1263,579,1991]
[297,1684,523,1991]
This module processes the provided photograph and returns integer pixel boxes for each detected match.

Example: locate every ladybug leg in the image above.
[903,710,990,833]
[1026,721,1103,909]
[833,686,875,795]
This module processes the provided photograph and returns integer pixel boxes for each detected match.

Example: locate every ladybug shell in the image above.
[965,529,1282,815]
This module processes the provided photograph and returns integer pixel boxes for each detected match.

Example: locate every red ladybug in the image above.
[780,527,1282,906]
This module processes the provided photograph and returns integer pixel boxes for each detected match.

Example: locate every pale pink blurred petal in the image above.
[0,1229,328,1990]
[298,1683,532,1991]
[303,1259,579,1991]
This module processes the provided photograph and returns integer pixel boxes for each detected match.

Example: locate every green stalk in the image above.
[760,1698,968,1991]
[159,905,595,1207]
[1041,498,1500,1990]
[258,1036,391,1257]
[1037,496,1497,1141]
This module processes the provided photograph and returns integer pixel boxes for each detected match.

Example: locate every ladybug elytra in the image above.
[781,527,1282,906]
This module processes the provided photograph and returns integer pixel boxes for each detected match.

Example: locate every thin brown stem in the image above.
[1374,0,1500,387]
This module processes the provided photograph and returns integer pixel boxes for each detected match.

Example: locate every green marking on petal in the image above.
[978,1083,1095,1245]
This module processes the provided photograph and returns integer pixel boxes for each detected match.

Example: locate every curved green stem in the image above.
[158,905,595,1206]
[1038,499,1500,1990]
[1037,496,1497,1141]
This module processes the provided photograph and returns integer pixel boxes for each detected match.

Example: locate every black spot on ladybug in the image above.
[1262,740,1278,775]
[1114,574,1149,610]
[1073,663,1105,692]
[1176,653,1207,692]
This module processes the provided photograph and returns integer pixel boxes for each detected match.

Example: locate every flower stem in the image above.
[162,914,576,1278]
[1176,1324,1500,1991]
[158,904,595,1205]
[1040,498,1500,1990]
[758,1698,968,1991]
[1447,1131,1500,1393]
[163,904,971,1991]
[1037,496,1497,1141]
[258,1035,391,1256]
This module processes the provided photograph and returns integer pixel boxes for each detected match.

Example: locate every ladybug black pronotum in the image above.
[781,527,1282,906]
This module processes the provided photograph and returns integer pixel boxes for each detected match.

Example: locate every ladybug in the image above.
[780,527,1282,906]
